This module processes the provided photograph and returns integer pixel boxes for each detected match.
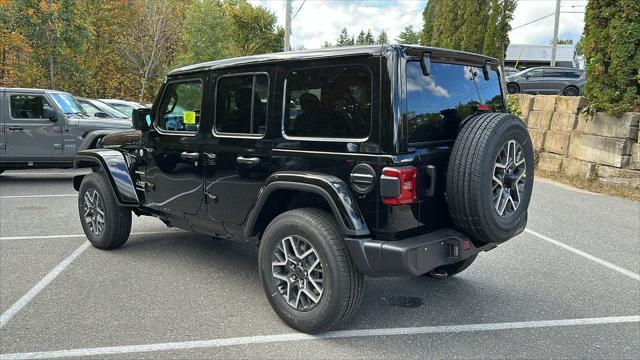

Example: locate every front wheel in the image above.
[562,86,579,96]
[78,173,132,249]
[258,208,364,333]
[506,83,520,94]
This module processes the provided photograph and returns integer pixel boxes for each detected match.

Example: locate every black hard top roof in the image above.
[168,44,499,76]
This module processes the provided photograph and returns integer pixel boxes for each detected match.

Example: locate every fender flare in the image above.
[73,149,139,206]
[244,172,370,238]
[79,130,121,151]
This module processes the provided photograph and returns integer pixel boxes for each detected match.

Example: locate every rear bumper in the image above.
[344,228,497,277]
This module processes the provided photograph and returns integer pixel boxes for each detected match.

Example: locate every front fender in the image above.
[73,149,139,206]
[245,172,370,238]
[79,130,124,150]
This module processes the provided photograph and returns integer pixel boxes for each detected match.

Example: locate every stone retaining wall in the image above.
[512,94,640,189]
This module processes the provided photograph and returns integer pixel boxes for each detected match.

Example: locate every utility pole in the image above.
[284,0,292,51]
[550,0,561,66]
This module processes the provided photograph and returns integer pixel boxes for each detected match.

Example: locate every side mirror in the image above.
[94,111,110,118]
[42,108,57,122]
[132,107,152,131]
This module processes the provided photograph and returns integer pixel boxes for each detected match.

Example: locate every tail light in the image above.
[380,166,417,205]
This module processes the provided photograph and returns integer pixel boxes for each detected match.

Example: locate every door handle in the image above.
[8,126,23,131]
[180,152,200,161]
[237,156,260,165]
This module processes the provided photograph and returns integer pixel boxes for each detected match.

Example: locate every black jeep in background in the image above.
[73,45,534,333]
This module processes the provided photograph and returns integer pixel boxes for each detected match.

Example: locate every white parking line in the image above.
[0,315,637,359]
[525,228,640,281]
[0,242,90,329]
[0,194,77,199]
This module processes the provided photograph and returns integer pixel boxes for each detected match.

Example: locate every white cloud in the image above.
[249,0,426,49]
[249,0,586,50]
[509,0,586,44]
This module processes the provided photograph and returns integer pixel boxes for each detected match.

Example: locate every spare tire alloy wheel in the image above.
[492,139,527,217]
[82,188,105,236]
[272,235,324,311]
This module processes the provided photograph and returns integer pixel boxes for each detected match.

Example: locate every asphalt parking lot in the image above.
[0,169,638,359]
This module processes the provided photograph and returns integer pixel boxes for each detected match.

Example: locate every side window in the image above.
[156,80,203,133]
[215,74,268,136]
[284,65,371,139]
[10,95,53,119]
[528,69,544,78]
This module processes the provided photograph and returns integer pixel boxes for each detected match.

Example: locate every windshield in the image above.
[93,100,129,118]
[111,103,135,117]
[50,93,87,115]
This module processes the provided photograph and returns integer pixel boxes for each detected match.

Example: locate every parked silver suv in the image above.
[0,88,131,173]
[506,66,585,96]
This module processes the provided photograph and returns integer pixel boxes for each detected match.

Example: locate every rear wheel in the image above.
[562,86,579,96]
[258,208,363,333]
[506,83,520,94]
[78,173,132,249]
[447,113,534,244]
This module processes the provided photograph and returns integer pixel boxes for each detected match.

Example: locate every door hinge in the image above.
[136,180,155,192]
[54,143,63,149]
[0,143,5,150]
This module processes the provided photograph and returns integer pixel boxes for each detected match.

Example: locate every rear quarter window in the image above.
[283,65,371,140]
[405,62,505,144]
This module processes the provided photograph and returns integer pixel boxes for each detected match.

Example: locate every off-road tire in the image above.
[447,113,534,244]
[78,172,132,249]
[258,208,364,333]
[426,255,477,279]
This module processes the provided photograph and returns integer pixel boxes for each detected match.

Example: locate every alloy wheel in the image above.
[492,139,527,217]
[272,235,324,311]
[83,188,105,236]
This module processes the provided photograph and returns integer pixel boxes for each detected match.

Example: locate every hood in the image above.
[101,129,142,147]
[72,115,132,129]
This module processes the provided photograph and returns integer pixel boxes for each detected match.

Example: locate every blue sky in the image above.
[248,0,586,49]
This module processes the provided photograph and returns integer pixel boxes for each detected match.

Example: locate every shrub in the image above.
[582,0,640,116]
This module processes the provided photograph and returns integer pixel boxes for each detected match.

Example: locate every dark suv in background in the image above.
[506,66,585,96]
[0,88,131,173]
[73,45,534,333]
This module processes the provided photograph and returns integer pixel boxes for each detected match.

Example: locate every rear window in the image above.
[405,62,505,144]
[284,65,371,139]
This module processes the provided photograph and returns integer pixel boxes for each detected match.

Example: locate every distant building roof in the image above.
[506,44,576,64]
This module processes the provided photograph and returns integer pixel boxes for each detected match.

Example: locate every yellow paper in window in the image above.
[183,111,196,125]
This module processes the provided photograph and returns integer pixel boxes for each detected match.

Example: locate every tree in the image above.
[397,25,420,44]
[582,0,640,115]
[377,31,389,45]
[336,28,354,46]
[364,30,375,45]
[12,0,90,89]
[0,0,30,86]
[176,0,233,66]
[224,0,284,56]
[421,0,516,61]
[119,0,182,102]
[356,30,367,45]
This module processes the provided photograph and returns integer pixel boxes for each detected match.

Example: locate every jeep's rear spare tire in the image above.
[447,113,534,244]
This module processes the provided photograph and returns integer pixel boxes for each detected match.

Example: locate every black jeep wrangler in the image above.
[73,45,534,333]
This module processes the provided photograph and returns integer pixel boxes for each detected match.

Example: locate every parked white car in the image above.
[99,99,146,118]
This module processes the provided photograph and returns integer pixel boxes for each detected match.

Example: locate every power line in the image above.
[293,0,305,19]
[511,13,556,30]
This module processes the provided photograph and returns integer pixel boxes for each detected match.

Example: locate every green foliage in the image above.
[336,28,354,46]
[582,0,640,115]
[396,25,420,44]
[421,0,516,61]
[225,0,284,56]
[507,95,522,117]
[376,31,389,45]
